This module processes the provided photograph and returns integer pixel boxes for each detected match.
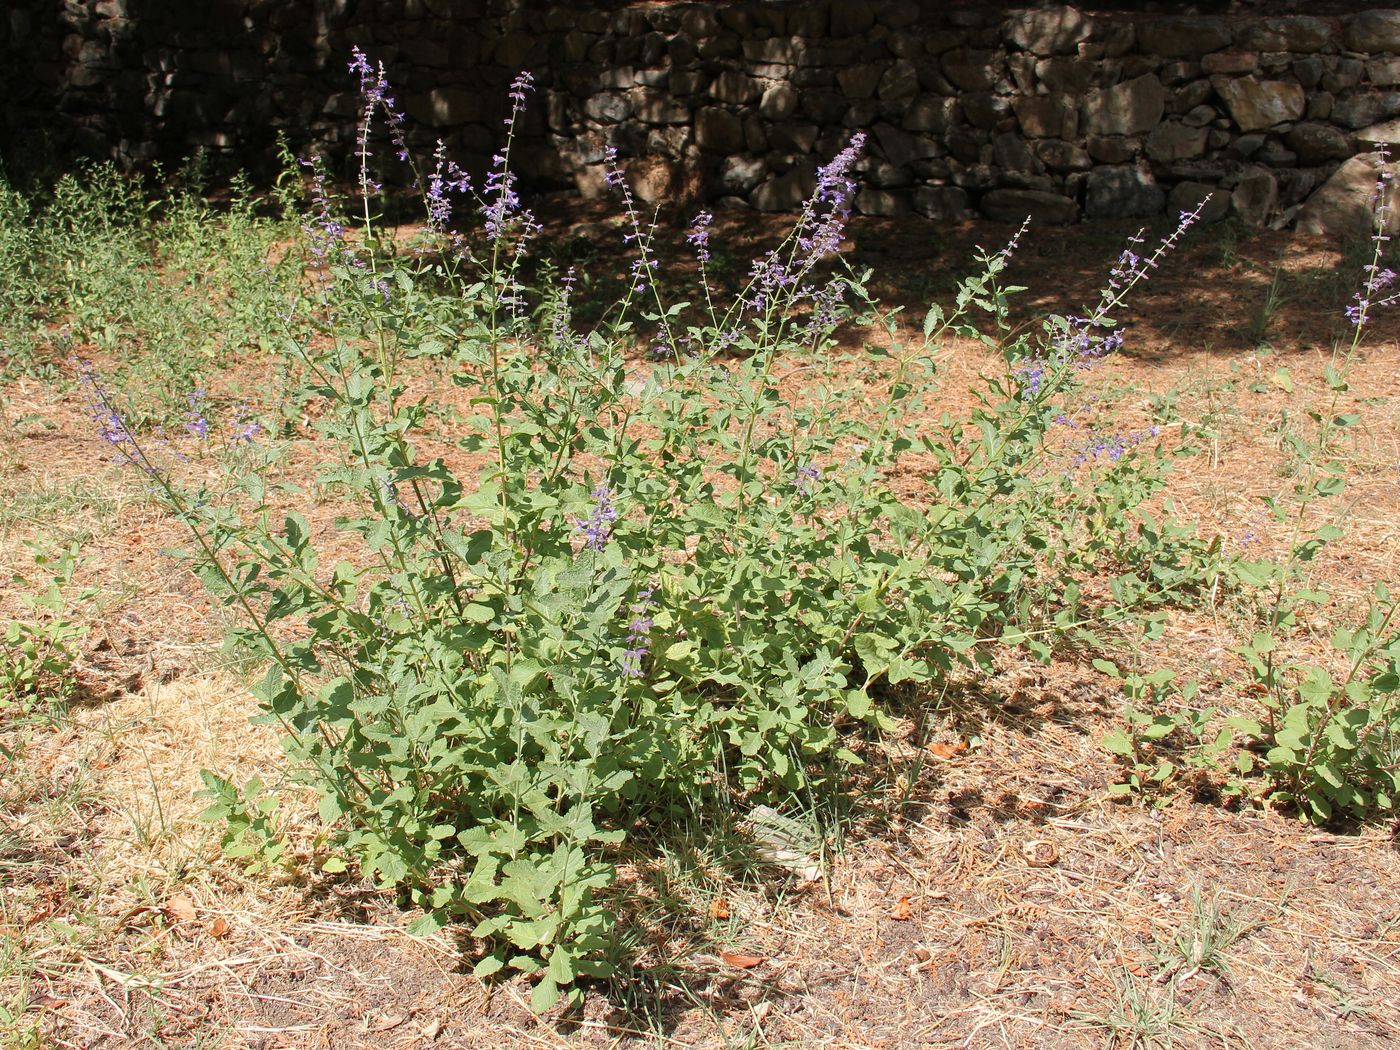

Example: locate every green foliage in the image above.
[1,542,95,717]
[0,159,300,428]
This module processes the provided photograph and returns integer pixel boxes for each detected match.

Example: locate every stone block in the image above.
[1013,96,1068,138]
[695,106,744,152]
[1145,121,1208,162]
[913,185,973,220]
[1003,8,1093,55]
[709,71,761,104]
[1201,52,1257,76]
[902,95,958,133]
[1136,17,1232,58]
[1344,11,1400,54]
[1214,78,1305,132]
[837,62,884,99]
[751,164,817,211]
[1082,74,1165,137]
[1236,16,1332,53]
[942,48,997,92]
[1085,165,1165,219]
[1037,140,1092,171]
[760,84,799,121]
[878,59,918,100]
[1168,180,1230,223]
[980,187,1079,224]
[1284,123,1355,165]
[1231,166,1278,226]
[855,187,907,214]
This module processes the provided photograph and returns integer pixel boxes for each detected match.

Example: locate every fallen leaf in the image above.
[367,1011,410,1033]
[927,741,967,759]
[1021,840,1059,867]
[719,950,767,969]
[422,1017,445,1041]
[209,916,230,938]
[709,898,730,920]
[163,896,197,924]
[890,895,913,920]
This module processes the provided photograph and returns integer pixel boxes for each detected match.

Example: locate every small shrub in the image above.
[87,52,1210,1008]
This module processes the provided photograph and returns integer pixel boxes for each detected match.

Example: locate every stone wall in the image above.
[4,1,1400,230]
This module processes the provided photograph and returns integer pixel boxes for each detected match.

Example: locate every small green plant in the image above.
[1,541,95,716]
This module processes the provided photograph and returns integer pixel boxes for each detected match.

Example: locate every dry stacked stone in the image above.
[4,1,1399,231]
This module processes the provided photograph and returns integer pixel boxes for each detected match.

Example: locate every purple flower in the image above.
[576,484,618,551]
[229,405,261,445]
[687,211,713,263]
[620,586,655,679]
[186,387,210,440]
[348,46,409,163]
[425,141,472,230]
[794,463,821,497]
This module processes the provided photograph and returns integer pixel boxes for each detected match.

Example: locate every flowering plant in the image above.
[99,54,1208,1008]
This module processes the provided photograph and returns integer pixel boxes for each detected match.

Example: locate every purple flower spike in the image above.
[576,485,619,551]
[620,586,656,679]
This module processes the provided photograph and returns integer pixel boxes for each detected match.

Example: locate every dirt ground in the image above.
[2,208,1399,1049]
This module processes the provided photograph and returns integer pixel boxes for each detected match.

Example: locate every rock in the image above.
[1371,58,1400,88]
[718,154,766,195]
[1307,93,1334,122]
[1236,16,1332,53]
[1145,121,1208,162]
[855,188,907,215]
[760,84,799,121]
[1215,78,1305,131]
[1293,57,1325,89]
[635,90,689,125]
[913,185,973,220]
[942,48,997,92]
[992,132,1037,171]
[1183,104,1218,128]
[903,95,959,133]
[1082,74,1166,137]
[1324,59,1367,96]
[1087,136,1138,163]
[1035,56,1096,95]
[980,188,1080,225]
[837,63,883,99]
[830,0,877,38]
[1169,180,1229,223]
[1344,11,1400,54]
[1284,123,1355,165]
[751,165,817,211]
[1085,165,1164,218]
[878,59,919,100]
[1231,167,1278,226]
[1342,93,1400,130]
[406,86,480,126]
[1226,133,1267,161]
[1037,140,1092,171]
[1003,8,1093,55]
[1356,119,1400,148]
[1297,153,1400,238]
[709,71,761,104]
[768,123,820,153]
[583,91,634,123]
[1136,17,1232,58]
[695,106,745,152]
[963,93,1012,130]
[1201,52,1257,76]
[1255,140,1297,168]
[1014,96,1069,138]
[874,122,938,167]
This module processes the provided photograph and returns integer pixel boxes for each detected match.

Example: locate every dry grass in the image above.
[2,214,1399,1049]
